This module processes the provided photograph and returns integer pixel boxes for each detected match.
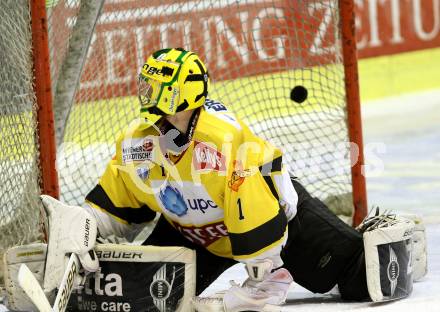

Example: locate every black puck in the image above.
[290,86,308,103]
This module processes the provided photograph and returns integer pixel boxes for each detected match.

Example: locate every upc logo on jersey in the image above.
[159,184,188,216]
[193,141,226,172]
[187,198,218,214]
[122,138,154,163]
[159,183,218,215]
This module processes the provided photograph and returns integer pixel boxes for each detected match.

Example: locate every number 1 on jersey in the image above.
[237,198,245,220]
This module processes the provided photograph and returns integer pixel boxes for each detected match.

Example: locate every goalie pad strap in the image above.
[400,213,428,281]
[363,217,415,302]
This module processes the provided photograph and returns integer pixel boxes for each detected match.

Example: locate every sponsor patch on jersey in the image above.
[136,167,150,181]
[228,160,249,191]
[159,184,188,217]
[228,172,244,192]
[172,220,228,247]
[122,137,154,163]
[151,180,224,224]
[158,182,220,217]
[193,141,226,172]
[187,198,218,214]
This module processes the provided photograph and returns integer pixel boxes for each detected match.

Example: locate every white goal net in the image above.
[0,1,44,283]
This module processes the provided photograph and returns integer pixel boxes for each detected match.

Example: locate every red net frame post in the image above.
[340,0,367,226]
[30,0,59,199]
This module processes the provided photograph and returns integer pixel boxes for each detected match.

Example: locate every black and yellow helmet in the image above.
[138,48,209,118]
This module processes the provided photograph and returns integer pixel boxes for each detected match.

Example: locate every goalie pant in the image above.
[144,178,369,300]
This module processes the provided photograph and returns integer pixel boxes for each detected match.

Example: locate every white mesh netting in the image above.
[0,0,44,283]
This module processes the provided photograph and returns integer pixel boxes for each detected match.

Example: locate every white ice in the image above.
[1,90,439,311]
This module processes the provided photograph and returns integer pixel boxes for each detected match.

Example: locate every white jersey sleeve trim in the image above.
[273,170,298,222]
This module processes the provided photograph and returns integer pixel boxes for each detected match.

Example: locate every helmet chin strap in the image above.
[176,99,189,112]
[159,108,200,157]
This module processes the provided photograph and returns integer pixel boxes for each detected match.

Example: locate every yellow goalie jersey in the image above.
[85,99,298,262]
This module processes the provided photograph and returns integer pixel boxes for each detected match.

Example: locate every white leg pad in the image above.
[364,217,415,302]
[400,214,427,281]
[69,244,196,312]
[3,243,47,311]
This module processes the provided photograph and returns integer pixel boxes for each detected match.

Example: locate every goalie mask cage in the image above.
[0,0,366,281]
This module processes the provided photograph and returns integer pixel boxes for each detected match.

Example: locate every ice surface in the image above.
[1,90,439,311]
[362,90,440,222]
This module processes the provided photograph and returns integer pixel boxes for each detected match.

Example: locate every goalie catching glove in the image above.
[40,195,99,292]
[192,259,293,312]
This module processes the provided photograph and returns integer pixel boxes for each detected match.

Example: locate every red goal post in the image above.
[0,0,367,277]
[31,0,59,199]
[340,0,367,226]
[0,0,59,284]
